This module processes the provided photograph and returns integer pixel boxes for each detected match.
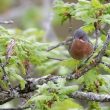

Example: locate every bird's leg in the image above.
[74,60,81,74]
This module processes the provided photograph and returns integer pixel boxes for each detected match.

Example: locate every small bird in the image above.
[69,29,93,60]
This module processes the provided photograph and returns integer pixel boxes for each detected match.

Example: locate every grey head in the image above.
[73,28,89,42]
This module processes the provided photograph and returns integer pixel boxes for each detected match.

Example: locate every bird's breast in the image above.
[69,39,93,60]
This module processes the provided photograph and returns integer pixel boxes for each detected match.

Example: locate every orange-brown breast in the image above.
[69,39,93,60]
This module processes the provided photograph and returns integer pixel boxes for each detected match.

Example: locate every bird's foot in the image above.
[90,59,97,65]
[75,69,81,78]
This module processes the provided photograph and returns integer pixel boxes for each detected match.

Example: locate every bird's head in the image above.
[73,29,89,42]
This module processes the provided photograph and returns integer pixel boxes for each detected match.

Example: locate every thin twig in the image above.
[47,37,73,51]
[0,106,30,110]
[47,56,66,61]
[0,20,14,24]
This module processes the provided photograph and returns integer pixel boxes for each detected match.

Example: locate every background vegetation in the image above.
[0,0,110,110]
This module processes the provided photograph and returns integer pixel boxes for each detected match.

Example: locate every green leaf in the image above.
[101,14,110,24]
[98,75,110,93]
[50,99,83,110]
[78,0,90,5]
[60,58,80,69]
[101,34,106,42]
[59,85,79,95]
[29,95,52,103]
[10,73,26,90]
[91,0,103,8]
[82,24,95,33]
[84,69,98,84]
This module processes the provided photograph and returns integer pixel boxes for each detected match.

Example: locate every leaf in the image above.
[98,75,110,93]
[101,14,110,24]
[59,85,79,95]
[0,79,9,90]
[58,66,70,75]
[50,99,83,110]
[83,69,98,85]
[82,24,95,33]
[60,58,80,69]
[10,73,26,90]
[101,34,106,42]
[17,61,26,75]
[91,0,103,8]
[6,39,16,60]
[27,94,52,107]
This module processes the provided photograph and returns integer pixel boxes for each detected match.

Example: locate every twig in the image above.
[47,56,66,61]
[0,20,14,24]
[94,30,99,51]
[47,37,73,51]
[0,106,30,110]
[6,39,16,61]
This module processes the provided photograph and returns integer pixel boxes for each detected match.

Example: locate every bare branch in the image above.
[100,61,110,68]
[0,104,30,110]
[47,56,66,61]
[6,39,16,61]
[47,37,73,51]
[0,20,14,24]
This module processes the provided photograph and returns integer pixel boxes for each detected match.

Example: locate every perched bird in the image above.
[69,29,93,60]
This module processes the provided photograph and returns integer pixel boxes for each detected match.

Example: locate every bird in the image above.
[68,29,93,60]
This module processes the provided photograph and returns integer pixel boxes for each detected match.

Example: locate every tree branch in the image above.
[70,91,110,102]
[0,20,14,24]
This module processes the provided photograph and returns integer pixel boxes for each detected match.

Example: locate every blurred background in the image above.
[0,0,83,41]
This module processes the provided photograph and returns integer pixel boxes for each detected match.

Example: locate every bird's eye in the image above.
[79,36,83,39]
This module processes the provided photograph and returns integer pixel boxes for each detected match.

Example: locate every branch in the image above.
[1,74,110,106]
[0,75,58,105]
[47,37,73,51]
[0,105,30,110]
[2,84,110,105]
[47,56,66,61]
[70,91,110,102]
[0,20,14,24]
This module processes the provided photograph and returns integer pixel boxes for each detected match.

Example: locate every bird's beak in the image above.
[79,39,85,43]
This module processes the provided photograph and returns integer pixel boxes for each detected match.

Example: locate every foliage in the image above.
[26,79,79,110]
[0,0,13,13]
[0,0,110,110]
